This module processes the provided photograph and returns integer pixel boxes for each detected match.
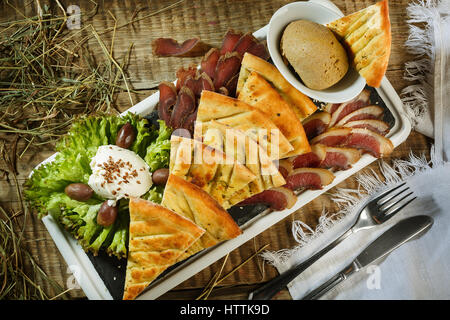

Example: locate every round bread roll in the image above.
[281,20,349,90]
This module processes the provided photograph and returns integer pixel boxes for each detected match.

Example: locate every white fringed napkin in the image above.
[262,153,450,299]
[262,0,450,299]
[400,0,450,162]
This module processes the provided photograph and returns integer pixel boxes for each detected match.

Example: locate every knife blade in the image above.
[302,215,433,300]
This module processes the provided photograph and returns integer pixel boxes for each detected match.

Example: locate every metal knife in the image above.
[302,215,433,300]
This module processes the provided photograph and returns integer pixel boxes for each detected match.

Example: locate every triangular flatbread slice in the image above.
[236,52,317,121]
[238,71,311,157]
[326,0,391,87]
[123,198,205,300]
[196,90,294,159]
[161,174,242,261]
[169,135,256,208]
[200,121,286,206]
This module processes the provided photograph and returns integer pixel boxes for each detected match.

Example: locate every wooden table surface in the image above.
[0,0,432,300]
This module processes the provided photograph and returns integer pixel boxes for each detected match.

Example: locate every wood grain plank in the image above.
[0,0,428,300]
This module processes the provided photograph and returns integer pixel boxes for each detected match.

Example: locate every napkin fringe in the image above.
[400,0,440,130]
[261,150,440,267]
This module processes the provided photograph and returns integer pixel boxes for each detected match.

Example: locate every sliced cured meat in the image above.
[343,119,390,136]
[170,87,196,129]
[320,146,361,170]
[232,32,258,57]
[224,72,239,97]
[238,187,297,211]
[246,41,270,61]
[152,37,211,57]
[183,72,215,98]
[176,65,198,91]
[291,144,326,169]
[213,52,242,90]
[325,103,341,115]
[335,105,384,127]
[158,81,177,126]
[200,48,220,80]
[327,89,371,127]
[302,112,331,140]
[284,168,335,191]
[343,128,394,158]
[310,128,352,147]
[278,159,293,179]
[220,30,269,60]
[180,109,197,134]
[220,29,243,55]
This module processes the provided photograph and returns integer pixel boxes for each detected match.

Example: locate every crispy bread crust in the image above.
[326,0,391,87]
[202,121,286,205]
[169,135,257,206]
[237,53,317,120]
[123,198,205,300]
[238,71,311,157]
[161,174,241,259]
[197,90,294,159]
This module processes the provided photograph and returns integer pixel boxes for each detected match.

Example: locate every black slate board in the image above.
[86,85,395,300]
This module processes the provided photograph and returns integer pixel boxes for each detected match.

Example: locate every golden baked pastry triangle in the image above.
[236,52,317,121]
[161,174,241,260]
[196,90,294,159]
[238,71,311,158]
[168,134,256,208]
[199,120,286,206]
[123,197,205,300]
[326,0,391,87]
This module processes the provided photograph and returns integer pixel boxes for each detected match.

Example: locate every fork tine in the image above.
[372,182,407,204]
[379,191,414,211]
[379,195,417,222]
[377,186,410,206]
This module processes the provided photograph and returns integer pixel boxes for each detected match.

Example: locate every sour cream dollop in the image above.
[88,145,152,202]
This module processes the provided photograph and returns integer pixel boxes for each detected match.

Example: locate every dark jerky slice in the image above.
[152,37,211,57]
[176,65,198,91]
[179,109,198,134]
[170,86,196,129]
[213,52,242,90]
[232,32,258,56]
[220,29,243,55]
[158,81,177,126]
[183,72,215,98]
[201,48,221,80]
[245,41,269,61]
[223,72,239,98]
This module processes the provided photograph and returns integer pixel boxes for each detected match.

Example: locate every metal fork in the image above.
[248,182,416,300]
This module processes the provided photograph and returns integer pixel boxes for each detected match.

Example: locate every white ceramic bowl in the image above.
[267,0,366,103]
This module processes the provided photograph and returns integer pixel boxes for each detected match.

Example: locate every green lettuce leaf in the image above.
[24,113,165,259]
[144,120,172,172]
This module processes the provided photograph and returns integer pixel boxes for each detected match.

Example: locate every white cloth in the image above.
[262,156,450,299]
[262,0,450,299]
[401,0,450,161]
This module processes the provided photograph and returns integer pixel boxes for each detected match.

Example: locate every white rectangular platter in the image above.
[36,0,411,300]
